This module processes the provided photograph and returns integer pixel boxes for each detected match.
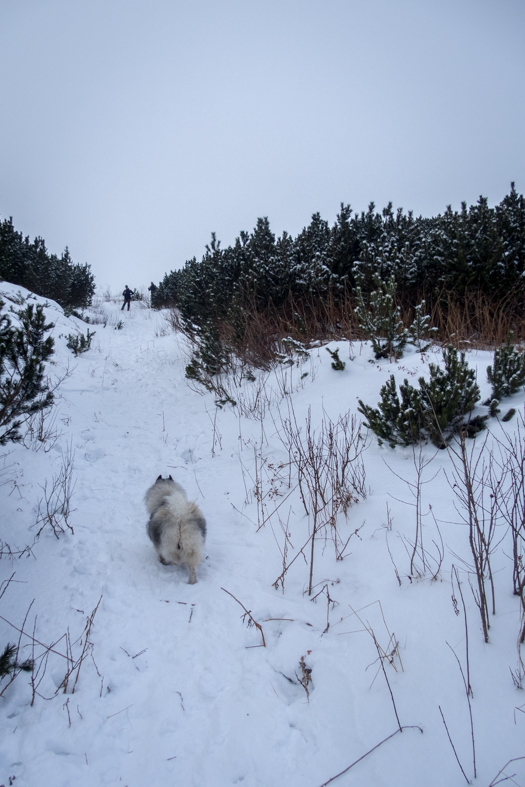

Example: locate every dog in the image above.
[145,475,206,584]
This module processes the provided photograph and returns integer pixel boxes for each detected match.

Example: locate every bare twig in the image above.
[487,757,525,787]
[438,705,472,784]
[221,588,266,647]
[318,725,423,787]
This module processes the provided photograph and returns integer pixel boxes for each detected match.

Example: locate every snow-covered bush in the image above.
[66,329,96,356]
[355,274,436,360]
[355,274,408,360]
[408,300,438,352]
[0,643,33,698]
[0,300,55,445]
[326,347,345,370]
[278,337,310,367]
[485,333,525,415]
[358,346,481,447]
[185,321,228,386]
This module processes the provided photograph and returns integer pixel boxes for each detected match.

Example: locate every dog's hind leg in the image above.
[188,566,197,584]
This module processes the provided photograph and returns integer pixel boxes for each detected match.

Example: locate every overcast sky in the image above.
[1,0,524,293]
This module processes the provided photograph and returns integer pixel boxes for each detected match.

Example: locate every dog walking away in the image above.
[145,475,206,584]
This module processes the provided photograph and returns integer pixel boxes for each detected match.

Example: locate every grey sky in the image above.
[1,0,524,293]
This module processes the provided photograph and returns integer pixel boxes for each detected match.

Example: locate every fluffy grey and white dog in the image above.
[145,475,206,584]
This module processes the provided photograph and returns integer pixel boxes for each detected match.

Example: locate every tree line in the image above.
[152,184,525,332]
[0,217,95,310]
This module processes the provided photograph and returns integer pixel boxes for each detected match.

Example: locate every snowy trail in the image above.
[1,286,525,787]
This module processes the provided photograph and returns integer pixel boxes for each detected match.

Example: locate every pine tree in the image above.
[0,643,33,680]
[0,217,95,309]
[485,333,525,415]
[359,346,481,448]
[326,347,345,370]
[0,301,55,444]
[358,374,423,447]
[408,300,437,352]
[355,273,408,359]
[418,346,481,446]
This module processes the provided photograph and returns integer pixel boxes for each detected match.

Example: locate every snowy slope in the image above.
[0,283,524,787]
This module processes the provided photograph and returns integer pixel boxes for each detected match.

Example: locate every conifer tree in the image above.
[485,333,525,415]
[419,346,481,446]
[0,643,33,680]
[358,374,423,447]
[408,301,437,352]
[0,217,95,309]
[359,346,480,448]
[0,300,55,444]
[355,273,408,359]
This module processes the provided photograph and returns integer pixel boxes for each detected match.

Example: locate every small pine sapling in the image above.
[185,321,228,385]
[355,273,408,360]
[358,374,423,447]
[0,301,55,445]
[419,346,482,447]
[408,301,437,352]
[0,643,33,682]
[359,346,481,448]
[279,337,310,366]
[66,329,96,356]
[485,333,525,416]
[326,347,345,370]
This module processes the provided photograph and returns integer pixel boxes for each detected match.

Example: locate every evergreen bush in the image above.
[0,643,33,680]
[278,337,310,367]
[355,274,408,360]
[358,346,481,447]
[326,347,345,370]
[485,333,525,415]
[157,184,525,355]
[408,301,438,352]
[355,274,436,360]
[0,301,55,445]
[185,322,228,387]
[0,217,95,309]
[66,329,96,356]
[358,374,422,447]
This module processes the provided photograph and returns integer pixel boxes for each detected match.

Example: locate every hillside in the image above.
[0,283,524,787]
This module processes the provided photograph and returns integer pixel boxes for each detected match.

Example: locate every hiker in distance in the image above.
[148,281,158,306]
[121,285,133,311]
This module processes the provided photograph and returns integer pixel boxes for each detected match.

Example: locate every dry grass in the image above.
[428,289,525,350]
[171,285,525,372]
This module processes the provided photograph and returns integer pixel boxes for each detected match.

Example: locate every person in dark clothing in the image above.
[148,281,159,308]
[121,286,133,310]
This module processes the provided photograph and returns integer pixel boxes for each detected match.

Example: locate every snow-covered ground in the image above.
[1,282,524,787]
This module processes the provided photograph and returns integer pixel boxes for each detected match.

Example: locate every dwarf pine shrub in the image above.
[0,301,55,445]
[326,347,345,370]
[0,643,33,680]
[355,274,408,360]
[276,338,310,368]
[485,333,525,415]
[358,346,481,448]
[409,301,438,352]
[185,321,229,387]
[355,274,435,360]
[358,374,423,447]
[66,329,96,356]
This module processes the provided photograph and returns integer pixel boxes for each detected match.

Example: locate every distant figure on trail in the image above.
[148,281,159,308]
[121,285,133,311]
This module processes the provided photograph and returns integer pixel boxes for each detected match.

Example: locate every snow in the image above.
[0,282,524,787]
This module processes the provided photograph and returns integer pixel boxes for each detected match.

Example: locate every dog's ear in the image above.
[168,474,173,480]
[156,474,163,481]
